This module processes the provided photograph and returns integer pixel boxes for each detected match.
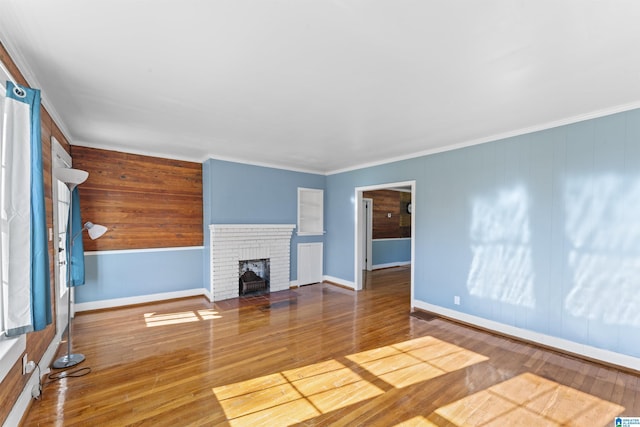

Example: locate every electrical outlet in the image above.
[22,354,36,375]
[454,296,460,305]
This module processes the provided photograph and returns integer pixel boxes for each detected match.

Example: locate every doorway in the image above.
[51,137,72,341]
[354,180,416,305]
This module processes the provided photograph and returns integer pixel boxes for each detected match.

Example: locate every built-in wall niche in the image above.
[297,187,324,236]
[239,258,270,296]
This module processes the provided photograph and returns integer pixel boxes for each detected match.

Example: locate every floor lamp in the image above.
[52,168,108,369]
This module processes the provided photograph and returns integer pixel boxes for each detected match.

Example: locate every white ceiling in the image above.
[2,1,640,174]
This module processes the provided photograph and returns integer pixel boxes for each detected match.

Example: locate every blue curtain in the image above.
[25,83,51,331]
[69,187,85,286]
[4,81,51,334]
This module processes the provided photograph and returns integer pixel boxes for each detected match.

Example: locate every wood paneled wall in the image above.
[71,146,203,251]
[363,189,412,239]
[0,42,70,425]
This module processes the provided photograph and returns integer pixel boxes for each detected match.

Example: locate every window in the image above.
[1,76,7,337]
[297,188,324,236]
[0,70,28,383]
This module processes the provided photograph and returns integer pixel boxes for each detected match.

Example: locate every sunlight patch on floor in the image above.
[435,372,624,426]
[143,309,222,327]
[212,336,489,425]
[197,308,224,320]
[213,359,383,426]
[392,415,440,426]
[347,335,489,388]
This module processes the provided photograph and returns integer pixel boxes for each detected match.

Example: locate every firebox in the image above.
[239,258,270,296]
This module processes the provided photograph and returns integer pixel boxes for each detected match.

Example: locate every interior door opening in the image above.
[354,181,416,305]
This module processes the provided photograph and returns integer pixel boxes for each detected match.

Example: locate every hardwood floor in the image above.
[23,266,639,426]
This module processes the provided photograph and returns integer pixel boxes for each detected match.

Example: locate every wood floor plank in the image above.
[22,267,640,426]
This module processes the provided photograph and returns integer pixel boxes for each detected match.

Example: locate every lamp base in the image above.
[52,353,85,369]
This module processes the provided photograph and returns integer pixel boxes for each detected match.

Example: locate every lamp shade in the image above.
[85,222,108,240]
[54,167,88,190]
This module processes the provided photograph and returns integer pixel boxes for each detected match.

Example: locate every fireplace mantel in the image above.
[209,224,295,301]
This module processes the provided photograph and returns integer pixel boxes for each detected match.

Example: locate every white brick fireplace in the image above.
[209,224,296,301]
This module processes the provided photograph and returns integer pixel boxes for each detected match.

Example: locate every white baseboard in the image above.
[323,275,355,290]
[75,288,208,312]
[373,261,411,270]
[413,299,640,372]
[4,332,58,427]
[0,335,25,384]
[289,280,299,288]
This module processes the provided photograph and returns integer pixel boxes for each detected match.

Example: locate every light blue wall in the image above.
[76,248,204,303]
[372,239,411,267]
[76,108,640,360]
[325,156,424,281]
[202,159,326,282]
[325,108,640,359]
[78,158,325,304]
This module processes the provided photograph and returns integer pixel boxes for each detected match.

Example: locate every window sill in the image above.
[297,231,325,236]
[0,334,26,382]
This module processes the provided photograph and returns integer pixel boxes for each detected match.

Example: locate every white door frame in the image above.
[354,181,416,305]
[51,137,72,341]
[362,198,373,271]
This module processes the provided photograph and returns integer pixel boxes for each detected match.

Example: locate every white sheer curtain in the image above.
[0,79,6,335]
[1,79,50,337]
[1,82,33,335]
[0,69,28,386]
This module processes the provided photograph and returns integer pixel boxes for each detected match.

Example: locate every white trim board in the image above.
[326,101,640,175]
[72,139,209,165]
[79,98,640,176]
[0,335,25,384]
[373,237,412,242]
[75,288,208,312]
[4,331,57,427]
[84,246,204,256]
[373,261,411,270]
[0,36,74,146]
[413,299,640,372]
[323,275,355,290]
[203,288,212,303]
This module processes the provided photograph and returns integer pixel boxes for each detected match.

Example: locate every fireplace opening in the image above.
[239,258,270,296]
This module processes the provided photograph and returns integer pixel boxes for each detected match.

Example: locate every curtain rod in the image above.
[0,59,19,86]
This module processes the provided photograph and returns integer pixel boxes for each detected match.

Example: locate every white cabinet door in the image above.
[297,243,323,286]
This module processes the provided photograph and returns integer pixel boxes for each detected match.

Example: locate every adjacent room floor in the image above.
[23,266,640,426]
